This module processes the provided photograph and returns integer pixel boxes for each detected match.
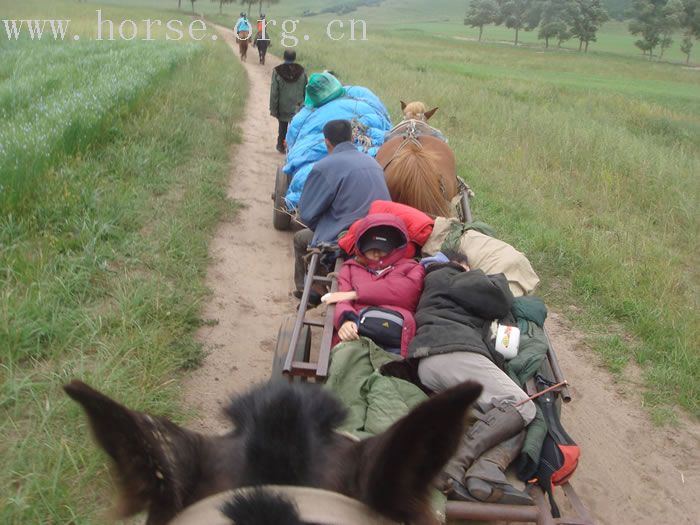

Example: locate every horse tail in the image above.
[384,142,456,218]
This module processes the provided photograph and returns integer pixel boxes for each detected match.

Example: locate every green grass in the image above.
[0,41,198,215]
[0,1,247,522]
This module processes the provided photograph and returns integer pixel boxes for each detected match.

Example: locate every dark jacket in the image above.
[270,63,307,122]
[298,142,391,246]
[334,214,425,357]
[408,265,513,361]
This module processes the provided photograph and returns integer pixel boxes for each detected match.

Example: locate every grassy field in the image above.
[200,0,700,419]
[0,0,246,522]
[154,0,699,64]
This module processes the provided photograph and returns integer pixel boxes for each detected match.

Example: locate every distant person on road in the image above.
[256,13,267,34]
[293,119,390,303]
[234,12,251,40]
[253,14,271,65]
[270,49,307,153]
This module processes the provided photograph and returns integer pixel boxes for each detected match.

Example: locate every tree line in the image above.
[464,0,608,50]
[464,0,700,62]
[174,0,280,16]
[629,0,699,62]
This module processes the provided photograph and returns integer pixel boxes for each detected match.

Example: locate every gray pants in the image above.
[418,352,536,425]
[293,228,314,292]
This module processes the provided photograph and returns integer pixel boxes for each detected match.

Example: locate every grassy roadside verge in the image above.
[0,36,247,524]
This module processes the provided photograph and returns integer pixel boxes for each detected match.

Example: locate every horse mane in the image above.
[224,382,347,486]
[385,142,456,217]
[222,488,304,525]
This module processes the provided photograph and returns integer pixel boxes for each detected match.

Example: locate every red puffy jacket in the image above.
[333,214,425,357]
[338,201,435,259]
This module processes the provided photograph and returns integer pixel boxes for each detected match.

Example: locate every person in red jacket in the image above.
[321,214,425,357]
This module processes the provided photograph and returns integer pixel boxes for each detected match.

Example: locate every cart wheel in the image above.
[272,167,291,231]
[271,314,311,383]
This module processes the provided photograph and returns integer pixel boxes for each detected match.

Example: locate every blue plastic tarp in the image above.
[283,86,392,209]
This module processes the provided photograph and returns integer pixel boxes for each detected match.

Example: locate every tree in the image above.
[258,0,281,16]
[213,0,236,15]
[536,0,574,48]
[658,0,684,58]
[679,0,700,63]
[240,0,256,15]
[465,0,501,41]
[681,0,700,36]
[602,0,633,20]
[629,0,668,59]
[569,0,608,51]
[178,0,182,9]
[497,0,541,45]
[681,31,694,61]
[191,0,198,13]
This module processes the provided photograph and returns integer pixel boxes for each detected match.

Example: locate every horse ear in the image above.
[424,107,439,120]
[352,382,482,522]
[64,380,202,523]
[400,100,407,112]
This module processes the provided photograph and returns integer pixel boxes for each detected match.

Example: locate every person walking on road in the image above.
[270,50,307,153]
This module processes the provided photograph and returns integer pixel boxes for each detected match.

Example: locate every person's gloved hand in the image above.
[419,252,448,268]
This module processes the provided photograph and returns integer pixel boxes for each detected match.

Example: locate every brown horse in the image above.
[64,380,481,524]
[377,102,458,217]
[237,30,250,61]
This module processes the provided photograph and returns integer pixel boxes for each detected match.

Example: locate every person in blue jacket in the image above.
[234,12,251,39]
[293,119,390,303]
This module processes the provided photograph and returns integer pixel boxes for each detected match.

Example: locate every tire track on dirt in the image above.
[182,26,294,434]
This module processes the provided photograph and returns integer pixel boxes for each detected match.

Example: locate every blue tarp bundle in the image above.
[283,86,392,209]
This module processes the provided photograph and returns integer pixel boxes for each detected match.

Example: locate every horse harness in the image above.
[380,119,444,171]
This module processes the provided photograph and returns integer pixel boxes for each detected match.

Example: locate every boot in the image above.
[463,431,533,505]
[439,403,524,496]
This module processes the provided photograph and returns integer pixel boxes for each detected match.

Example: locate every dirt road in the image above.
[182,28,293,434]
[183,25,700,525]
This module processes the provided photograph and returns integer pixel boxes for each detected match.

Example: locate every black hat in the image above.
[358,226,404,254]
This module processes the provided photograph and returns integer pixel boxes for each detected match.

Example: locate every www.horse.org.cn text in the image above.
[1,11,368,45]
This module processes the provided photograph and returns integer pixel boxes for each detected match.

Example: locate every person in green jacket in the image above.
[270,50,307,153]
